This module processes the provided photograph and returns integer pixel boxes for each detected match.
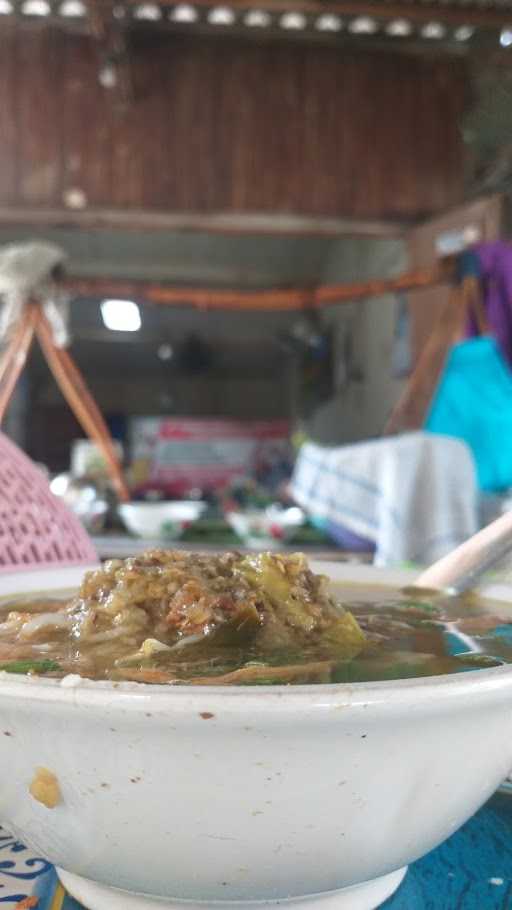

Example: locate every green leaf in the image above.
[0,659,62,675]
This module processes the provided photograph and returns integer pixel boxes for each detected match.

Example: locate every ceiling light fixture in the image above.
[59,0,85,14]
[349,16,378,34]
[280,11,306,29]
[386,18,412,37]
[500,26,512,46]
[244,9,271,26]
[454,25,474,41]
[170,3,198,21]
[208,6,235,25]
[315,13,342,31]
[21,0,50,14]
[134,3,161,19]
[100,299,142,332]
[421,21,446,39]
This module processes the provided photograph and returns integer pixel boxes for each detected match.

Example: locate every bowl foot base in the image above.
[57,866,407,910]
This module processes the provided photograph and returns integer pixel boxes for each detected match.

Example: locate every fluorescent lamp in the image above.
[100,299,142,332]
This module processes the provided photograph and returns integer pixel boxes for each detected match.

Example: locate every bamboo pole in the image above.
[0,304,39,423]
[384,275,481,434]
[35,310,130,503]
[64,261,454,313]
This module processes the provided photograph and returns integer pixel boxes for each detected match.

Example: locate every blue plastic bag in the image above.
[425,336,512,492]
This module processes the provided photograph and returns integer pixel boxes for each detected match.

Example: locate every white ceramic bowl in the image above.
[226,506,305,549]
[119,501,207,539]
[1,562,512,910]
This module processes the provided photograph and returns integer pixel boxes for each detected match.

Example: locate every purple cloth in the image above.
[324,522,375,554]
[467,242,512,366]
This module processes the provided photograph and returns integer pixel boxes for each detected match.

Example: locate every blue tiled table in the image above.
[382,791,512,909]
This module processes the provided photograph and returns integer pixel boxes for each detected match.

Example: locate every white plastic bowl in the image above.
[119,501,207,539]
[1,562,512,910]
[226,506,305,549]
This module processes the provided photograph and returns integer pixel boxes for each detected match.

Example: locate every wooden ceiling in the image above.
[0,0,507,117]
[2,0,512,48]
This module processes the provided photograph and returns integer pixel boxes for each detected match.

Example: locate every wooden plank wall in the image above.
[0,28,468,219]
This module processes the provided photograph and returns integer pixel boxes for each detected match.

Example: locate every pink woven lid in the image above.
[0,431,97,571]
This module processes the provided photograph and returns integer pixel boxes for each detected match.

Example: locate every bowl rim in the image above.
[119,501,207,512]
[1,560,512,708]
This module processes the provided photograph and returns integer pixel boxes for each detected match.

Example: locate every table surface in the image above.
[2,791,512,909]
[382,791,512,909]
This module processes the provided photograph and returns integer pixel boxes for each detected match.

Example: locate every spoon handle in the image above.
[415,509,512,594]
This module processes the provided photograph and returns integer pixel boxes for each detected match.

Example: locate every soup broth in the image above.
[0,551,510,685]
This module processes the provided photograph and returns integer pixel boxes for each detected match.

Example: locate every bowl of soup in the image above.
[0,554,512,910]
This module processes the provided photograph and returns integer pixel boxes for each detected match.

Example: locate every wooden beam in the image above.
[64,261,454,311]
[127,0,512,29]
[0,206,406,238]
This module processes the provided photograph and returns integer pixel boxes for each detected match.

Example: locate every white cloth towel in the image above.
[291,432,478,567]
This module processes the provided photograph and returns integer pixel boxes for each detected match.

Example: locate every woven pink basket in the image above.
[0,431,97,571]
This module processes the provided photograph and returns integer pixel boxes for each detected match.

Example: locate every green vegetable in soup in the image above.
[0,659,62,675]
[239,553,314,628]
[315,611,367,659]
